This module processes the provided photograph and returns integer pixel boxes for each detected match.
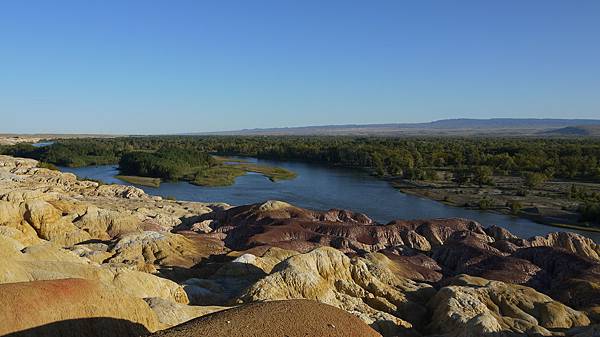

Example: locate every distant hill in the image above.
[541,125,600,137]
[422,118,600,129]
[196,118,600,137]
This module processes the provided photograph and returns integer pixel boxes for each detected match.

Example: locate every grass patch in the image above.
[239,163,297,181]
[191,165,246,186]
[36,162,59,170]
[116,175,161,187]
[191,161,297,187]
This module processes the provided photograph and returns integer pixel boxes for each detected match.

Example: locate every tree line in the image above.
[3,136,600,180]
[2,135,600,222]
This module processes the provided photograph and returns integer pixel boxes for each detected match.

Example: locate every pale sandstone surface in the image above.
[0,155,230,336]
[237,246,433,336]
[428,275,590,337]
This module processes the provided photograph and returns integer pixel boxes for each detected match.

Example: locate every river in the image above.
[32,141,55,148]
[59,158,600,242]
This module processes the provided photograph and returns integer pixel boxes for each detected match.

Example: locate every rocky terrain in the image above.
[0,136,45,146]
[2,154,600,337]
[0,134,114,146]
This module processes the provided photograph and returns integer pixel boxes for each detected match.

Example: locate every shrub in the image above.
[36,162,58,170]
[478,197,494,210]
[507,200,523,215]
[579,202,600,224]
[524,172,548,189]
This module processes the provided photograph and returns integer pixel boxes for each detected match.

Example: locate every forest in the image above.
[2,136,599,223]
[119,148,216,181]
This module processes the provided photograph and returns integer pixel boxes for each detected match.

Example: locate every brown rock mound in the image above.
[149,299,382,337]
[0,278,161,337]
[201,200,482,253]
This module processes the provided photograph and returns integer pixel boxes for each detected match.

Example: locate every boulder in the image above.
[0,278,161,337]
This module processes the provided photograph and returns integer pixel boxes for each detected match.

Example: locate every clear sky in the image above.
[1,1,599,134]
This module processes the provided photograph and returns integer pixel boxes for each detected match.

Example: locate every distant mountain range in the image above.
[197,118,600,137]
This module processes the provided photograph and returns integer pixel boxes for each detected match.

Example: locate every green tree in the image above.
[473,166,493,186]
[453,167,472,186]
[371,152,386,176]
[524,172,547,189]
[579,202,600,224]
[479,197,493,210]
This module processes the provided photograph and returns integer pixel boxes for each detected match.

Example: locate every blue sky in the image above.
[1,1,599,134]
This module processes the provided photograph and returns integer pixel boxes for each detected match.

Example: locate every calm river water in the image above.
[60,158,600,242]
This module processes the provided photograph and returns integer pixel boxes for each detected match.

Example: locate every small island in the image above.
[115,175,161,188]
[191,161,296,186]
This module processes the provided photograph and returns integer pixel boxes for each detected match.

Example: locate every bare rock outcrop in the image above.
[201,199,486,254]
[181,247,297,306]
[238,246,434,336]
[105,230,221,272]
[3,155,600,337]
[529,231,600,261]
[428,275,590,337]
[0,278,162,337]
[0,233,188,304]
[0,155,221,249]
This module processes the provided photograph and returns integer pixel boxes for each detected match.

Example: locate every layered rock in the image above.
[0,234,188,303]
[0,155,237,336]
[181,247,298,305]
[0,155,221,250]
[237,247,434,336]
[428,275,590,336]
[199,200,485,253]
[529,231,600,260]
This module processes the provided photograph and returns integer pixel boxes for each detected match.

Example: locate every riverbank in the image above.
[391,176,600,233]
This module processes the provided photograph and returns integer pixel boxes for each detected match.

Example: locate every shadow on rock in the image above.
[3,318,150,337]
